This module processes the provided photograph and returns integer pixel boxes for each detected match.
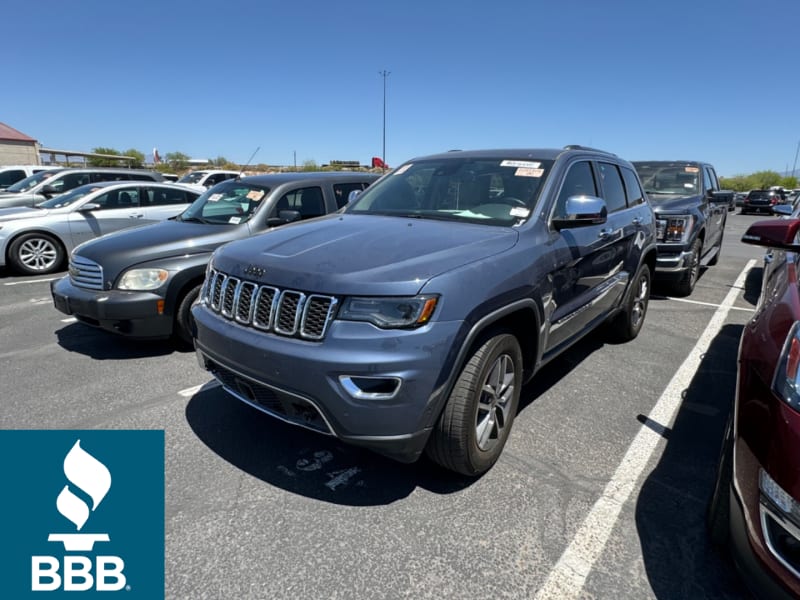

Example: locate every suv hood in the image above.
[647,193,701,214]
[213,214,520,296]
[74,219,248,277]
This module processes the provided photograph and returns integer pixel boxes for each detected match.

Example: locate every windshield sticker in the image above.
[208,193,223,202]
[684,183,695,188]
[685,166,700,173]
[228,216,242,224]
[501,160,541,169]
[393,164,412,175]
[515,167,544,178]
[246,190,265,201]
[510,207,531,218]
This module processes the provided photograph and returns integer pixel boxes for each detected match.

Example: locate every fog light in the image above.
[760,469,798,515]
[339,375,401,400]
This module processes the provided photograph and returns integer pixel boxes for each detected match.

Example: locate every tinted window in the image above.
[273,186,326,220]
[703,167,717,194]
[50,172,92,192]
[129,173,157,181]
[554,161,597,219]
[333,182,367,209]
[92,187,140,209]
[144,187,194,206]
[597,162,626,213]
[0,170,25,186]
[621,167,644,206]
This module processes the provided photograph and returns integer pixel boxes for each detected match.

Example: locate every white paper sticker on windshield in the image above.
[502,160,541,169]
[685,166,700,173]
[510,207,531,218]
[208,193,223,202]
[228,216,241,224]
[684,183,694,188]
[246,190,265,201]
[394,164,412,175]
[515,167,544,178]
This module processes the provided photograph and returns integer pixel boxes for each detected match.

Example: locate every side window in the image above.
[0,170,25,186]
[92,187,140,210]
[129,173,154,181]
[620,167,645,206]
[145,187,192,206]
[597,162,627,213]
[273,186,326,219]
[333,182,366,209]
[703,167,717,194]
[53,172,92,191]
[553,161,597,219]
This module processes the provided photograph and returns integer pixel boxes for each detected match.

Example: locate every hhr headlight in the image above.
[117,268,169,291]
[338,295,438,328]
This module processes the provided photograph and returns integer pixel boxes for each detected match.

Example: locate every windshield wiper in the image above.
[178,215,211,224]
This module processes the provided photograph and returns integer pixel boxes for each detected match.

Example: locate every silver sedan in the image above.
[0,181,199,275]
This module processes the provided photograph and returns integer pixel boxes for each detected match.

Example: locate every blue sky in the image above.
[5,0,799,177]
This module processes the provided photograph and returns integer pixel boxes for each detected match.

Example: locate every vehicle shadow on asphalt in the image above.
[184,386,477,506]
[634,323,751,599]
[54,323,181,359]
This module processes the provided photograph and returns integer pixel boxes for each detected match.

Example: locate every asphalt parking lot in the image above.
[0,211,767,599]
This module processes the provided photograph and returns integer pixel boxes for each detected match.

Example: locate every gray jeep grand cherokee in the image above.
[193,147,657,475]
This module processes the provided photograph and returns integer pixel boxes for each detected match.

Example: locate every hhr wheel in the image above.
[9,232,65,275]
[426,333,522,476]
[175,284,202,346]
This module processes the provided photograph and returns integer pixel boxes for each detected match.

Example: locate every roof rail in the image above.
[563,145,617,157]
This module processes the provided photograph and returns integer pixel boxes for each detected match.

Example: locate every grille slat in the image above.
[201,268,335,340]
[69,256,104,290]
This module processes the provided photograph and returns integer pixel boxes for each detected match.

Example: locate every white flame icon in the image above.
[56,440,111,530]
[48,440,112,551]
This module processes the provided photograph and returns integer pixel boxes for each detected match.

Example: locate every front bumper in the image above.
[654,245,695,275]
[192,303,464,463]
[50,275,173,339]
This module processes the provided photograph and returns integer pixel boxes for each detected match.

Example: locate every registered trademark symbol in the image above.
[126,584,131,591]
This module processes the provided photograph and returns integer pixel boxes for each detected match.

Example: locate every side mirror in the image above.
[552,195,608,230]
[347,190,361,204]
[742,218,800,250]
[77,202,101,212]
[708,190,731,203]
[40,184,60,196]
[267,209,302,227]
[772,205,793,217]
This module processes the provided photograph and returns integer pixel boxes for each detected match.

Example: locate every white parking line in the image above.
[178,381,220,397]
[533,259,756,600]
[659,296,754,312]
[4,276,62,286]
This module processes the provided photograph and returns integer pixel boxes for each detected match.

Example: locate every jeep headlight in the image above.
[338,295,438,328]
[656,215,694,243]
[117,268,169,290]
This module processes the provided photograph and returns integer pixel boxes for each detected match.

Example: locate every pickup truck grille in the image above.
[69,256,104,290]
[202,268,337,340]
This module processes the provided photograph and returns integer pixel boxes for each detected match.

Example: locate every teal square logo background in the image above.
[0,430,165,598]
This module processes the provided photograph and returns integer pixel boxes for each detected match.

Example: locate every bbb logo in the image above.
[0,430,165,599]
[32,440,126,592]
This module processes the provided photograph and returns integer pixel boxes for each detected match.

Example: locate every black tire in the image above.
[426,333,522,476]
[607,263,651,343]
[670,238,702,297]
[707,417,733,547]
[708,229,723,266]
[8,232,65,275]
[174,284,202,346]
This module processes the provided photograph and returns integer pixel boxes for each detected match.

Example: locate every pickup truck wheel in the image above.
[670,239,702,297]
[707,417,733,546]
[175,284,202,346]
[426,333,522,476]
[8,232,65,275]
[608,263,650,342]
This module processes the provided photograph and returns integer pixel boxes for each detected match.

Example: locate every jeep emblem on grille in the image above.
[244,264,265,277]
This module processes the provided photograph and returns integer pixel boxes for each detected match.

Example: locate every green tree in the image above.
[123,148,145,169]
[88,147,122,167]
[300,159,319,172]
[165,151,190,172]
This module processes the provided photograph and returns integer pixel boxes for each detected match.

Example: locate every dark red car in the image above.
[708,218,800,598]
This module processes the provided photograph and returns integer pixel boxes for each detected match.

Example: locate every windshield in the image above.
[36,184,102,209]
[178,172,207,184]
[346,157,553,225]
[6,170,61,193]
[633,162,699,195]
[178,180,270,224]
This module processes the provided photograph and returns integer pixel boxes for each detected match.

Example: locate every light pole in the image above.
[379,70,390,170]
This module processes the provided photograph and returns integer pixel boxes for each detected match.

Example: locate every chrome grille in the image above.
[69,256,104,290]
[202,268,337,340]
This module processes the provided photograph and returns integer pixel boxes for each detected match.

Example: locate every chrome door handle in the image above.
[598,228,613,239]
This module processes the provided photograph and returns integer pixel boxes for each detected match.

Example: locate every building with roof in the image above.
[0,122,40,165]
